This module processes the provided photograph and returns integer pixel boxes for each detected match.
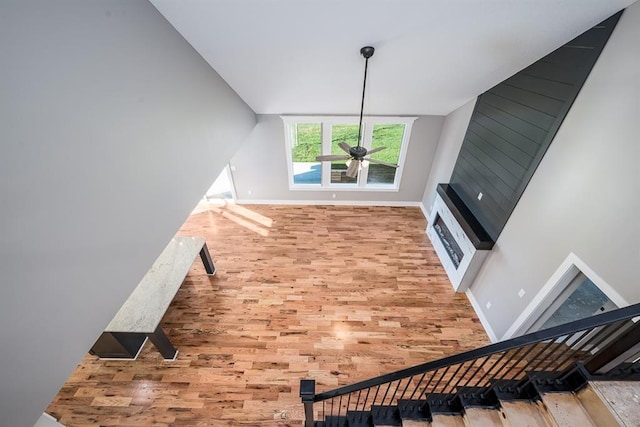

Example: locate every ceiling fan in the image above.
[315,46,399,178]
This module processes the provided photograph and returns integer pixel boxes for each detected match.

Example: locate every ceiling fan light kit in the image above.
[315,45,399,179]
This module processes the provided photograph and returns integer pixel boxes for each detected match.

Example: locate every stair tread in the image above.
[579,381,640,426]
[499,399,553,427]
[401,420,432,427]
[431,413,465,427]
[462,407,503,427]
[539,391,596,427]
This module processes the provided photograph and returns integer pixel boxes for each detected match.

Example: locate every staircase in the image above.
[300,303,640,427]
[306,378,639,426]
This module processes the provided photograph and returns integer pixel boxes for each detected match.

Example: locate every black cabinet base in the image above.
[90,332,147,359]
[200,243,216,276]
[90,327,178,361]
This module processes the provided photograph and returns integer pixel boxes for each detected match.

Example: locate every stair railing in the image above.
[300,302,640,426]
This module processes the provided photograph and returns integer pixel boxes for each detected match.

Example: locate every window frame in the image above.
[282,115,417,191]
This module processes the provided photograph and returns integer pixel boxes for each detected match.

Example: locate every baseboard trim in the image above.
[235,199,423,207]
[465,289,499,343]
[418,202,430,221]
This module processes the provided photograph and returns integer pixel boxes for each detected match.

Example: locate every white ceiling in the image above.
[151,0,634,116]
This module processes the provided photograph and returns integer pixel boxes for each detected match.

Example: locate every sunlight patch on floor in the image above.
[191,199,273,236]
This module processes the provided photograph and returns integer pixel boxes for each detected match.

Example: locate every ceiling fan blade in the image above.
[346,159,360,178]
[338,142,352,154]
[315,155,351,161]
[366,146,386,155]
[365,158,399,168]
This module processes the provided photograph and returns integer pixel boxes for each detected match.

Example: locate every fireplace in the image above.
[426,184,494,292]
[433,214,464,268]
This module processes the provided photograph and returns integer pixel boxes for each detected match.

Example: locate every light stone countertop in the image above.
[105,236,206,333]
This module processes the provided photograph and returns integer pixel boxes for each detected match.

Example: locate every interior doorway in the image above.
[205,164,235,201]
[502,253,628,340]
[526,273,617,333]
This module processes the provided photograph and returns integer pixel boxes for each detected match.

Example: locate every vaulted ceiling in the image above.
[151,0,635,116]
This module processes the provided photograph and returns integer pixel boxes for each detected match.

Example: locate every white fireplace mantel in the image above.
[426,184,494,292]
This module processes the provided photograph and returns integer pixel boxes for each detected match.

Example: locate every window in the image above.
[283,116,416,190]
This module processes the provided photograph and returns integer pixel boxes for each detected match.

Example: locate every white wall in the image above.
[229,115,444,204]
[421,98,477,216]
[468,3,640,339]
[0,2,256,426]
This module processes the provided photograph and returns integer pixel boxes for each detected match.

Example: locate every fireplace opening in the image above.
[433,213,464,268]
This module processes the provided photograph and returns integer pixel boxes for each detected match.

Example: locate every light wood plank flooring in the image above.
[47,204,489,426]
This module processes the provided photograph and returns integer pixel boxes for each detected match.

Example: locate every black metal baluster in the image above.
[549,327,594,371]
[509,340,557,381]
[389,379,403,407]
[453,356,488,394]
[371,385,382,408]
[422,371,439,396]
[476,354,504,387]
[329,398,335,422]
[449,360,477,394]
[470,355,500,389]
[361,386,372,413]
[494,347,528,382]
[441,362,466,394]
[480,350,513,393]
[568,321,630,379]
[535,331,580,374]
[355,389,363,412]
[407,372,428,400]
[379,381,393,408]
[582,322,629,357]
[516,339,575,394]
[398,374,416,401]
[430,366,453,394]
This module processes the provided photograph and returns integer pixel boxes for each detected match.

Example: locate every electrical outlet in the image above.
[486,301,491,309]
[518,289,525,298]
[477,192,483,201]
[332,193,336,199]
[247,190,252,195]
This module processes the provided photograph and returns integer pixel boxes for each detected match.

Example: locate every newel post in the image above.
[300,379,316,427]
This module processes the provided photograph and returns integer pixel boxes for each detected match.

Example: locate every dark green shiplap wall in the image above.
[449,11,622,241]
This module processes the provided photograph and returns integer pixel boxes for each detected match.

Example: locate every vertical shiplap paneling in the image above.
[450,11,623,240]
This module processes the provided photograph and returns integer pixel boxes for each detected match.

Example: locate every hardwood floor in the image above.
[47,204,489,426]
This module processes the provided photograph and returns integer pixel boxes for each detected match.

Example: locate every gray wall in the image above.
[422,98,477,216]
[468,2,640,339]
[230,115,445,203]
[0,2,256,426]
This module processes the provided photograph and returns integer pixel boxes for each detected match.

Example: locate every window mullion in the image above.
[321,122,332,186]
[362,120,373,150]
[392,121,413,188]
[284,122,296,187]
[359,122,373,187]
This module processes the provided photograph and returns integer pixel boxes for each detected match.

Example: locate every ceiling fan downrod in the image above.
[356,46,374,149]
